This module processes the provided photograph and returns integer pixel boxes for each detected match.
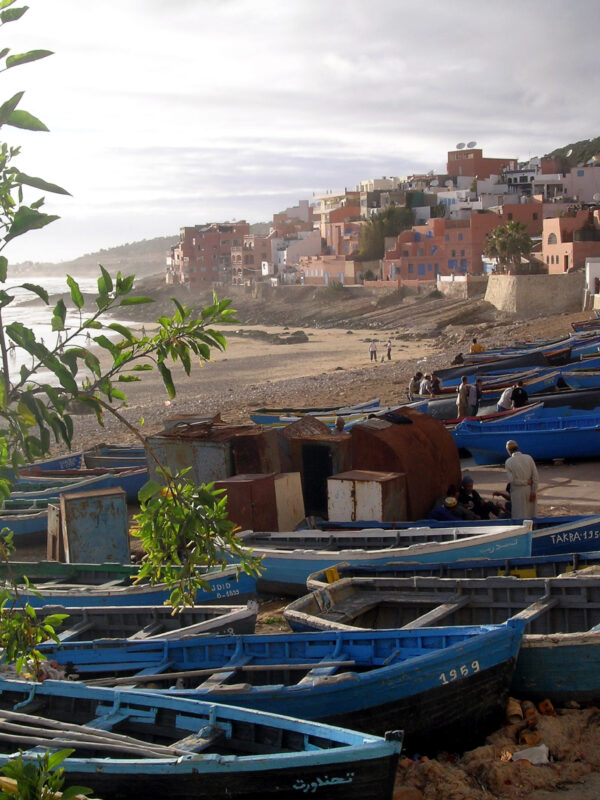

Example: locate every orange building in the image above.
[299,254,358,286]
[383,203,543,280]
[446,147,517,180]
[543,209,600,273]
[322,205,363,256]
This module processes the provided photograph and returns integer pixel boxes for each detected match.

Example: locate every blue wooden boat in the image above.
[39,621,526,754]
[452,413,600,464]
[305,550,600,591]
[0,678,402,800]
[0,505,49,540]
[18,465,148,503]
[232,524,533,594]
[283,574,600,704]
[249,398,381,426]
[41,601,258,641]
[83,443,147,470]
[0,561,257,607]
[314,515,600,559]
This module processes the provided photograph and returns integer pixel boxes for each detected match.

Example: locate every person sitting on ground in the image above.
[431,484,478,521]
[492,485,512,518]
[430,373,442,396]
[429,495,464,522]
[458,476,502,520]
[470,338,484,354]
[334,416,345,433]
[511,380,529,409]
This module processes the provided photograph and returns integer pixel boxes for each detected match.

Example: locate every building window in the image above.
[578,170,584,177]
[408,264,414,273]
[458,233,463,241]
[533,213,538,220]
[548,233,557,244]
[451,250,456,257]
[461,250,465,257]
[445,234,450,241]
[507,213,513,221]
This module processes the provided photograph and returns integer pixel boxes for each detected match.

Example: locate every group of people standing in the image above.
[456,376,483,418]
[368,339,392,362]
[407,371,442,400]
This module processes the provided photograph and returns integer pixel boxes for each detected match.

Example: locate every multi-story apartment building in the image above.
[383,203,543,280]
[167,222,250,288]
[231,233,273,285]
[447,147,517,180]
[312,189,360,240]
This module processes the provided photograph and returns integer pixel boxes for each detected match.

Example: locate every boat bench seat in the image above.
[134,660,175,678]
[195,655,254,690]
[129,622,163,639]
[56,620,95,642]
[401,595,471,629]
[173,725,226,753]
[297,654,351,685]
[96,579,128,589]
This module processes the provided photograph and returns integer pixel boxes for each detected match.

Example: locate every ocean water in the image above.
[1,275,141,384]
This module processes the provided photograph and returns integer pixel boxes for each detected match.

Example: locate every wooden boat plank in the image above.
[510,595,559,623]
[401,595,472,629]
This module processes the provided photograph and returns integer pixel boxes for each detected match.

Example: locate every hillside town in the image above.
[165,140,600,315]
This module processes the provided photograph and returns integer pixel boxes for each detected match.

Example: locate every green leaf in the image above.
[98,265,113,294]
[14,170,70,196]
[158,362,175,398]
[46,748,74,771]
[19,282,48,303]
[5,206,58,241]
[0,7,26,23]
[119,296,154,306]
[0,255,7,281]
[107,322,135,343]
[6,108,49,131]
[0,90,23,125]
[66,274,84,308]
[6,49,53,68]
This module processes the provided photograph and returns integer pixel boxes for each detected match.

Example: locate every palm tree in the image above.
[484,221,532,273]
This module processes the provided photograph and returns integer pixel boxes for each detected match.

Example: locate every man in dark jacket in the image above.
[510,380,529,408]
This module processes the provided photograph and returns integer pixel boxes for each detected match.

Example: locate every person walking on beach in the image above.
[386,339,392,360]
[505,439,538,519]
[456,375,470,418]
[369,340,377,362]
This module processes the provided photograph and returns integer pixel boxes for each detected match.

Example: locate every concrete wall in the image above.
[437,275,488,298]
[485,273,585,317]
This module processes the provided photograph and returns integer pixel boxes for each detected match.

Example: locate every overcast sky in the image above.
[3,0,600,264]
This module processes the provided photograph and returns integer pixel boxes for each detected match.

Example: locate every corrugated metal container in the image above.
[350,409,461,520]
[214,472,305,532]
[327,470,407,522]
[146,425,280,485]
[60,488,130,564]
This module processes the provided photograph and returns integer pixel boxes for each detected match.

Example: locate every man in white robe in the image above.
[505,439,539,519]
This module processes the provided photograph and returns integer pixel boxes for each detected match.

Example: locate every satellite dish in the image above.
[456,142,466,150]
[467,141,477,149]
[587,158,595,165]
[444,179,454,187]
[566,148,573,157]
[593,193,600,202]
[430,179,439,187]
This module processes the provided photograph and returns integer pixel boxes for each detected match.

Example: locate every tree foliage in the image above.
[483,221,532,274]
[356,205,414,261]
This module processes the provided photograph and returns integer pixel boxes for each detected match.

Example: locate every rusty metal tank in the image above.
[349,408,461,520]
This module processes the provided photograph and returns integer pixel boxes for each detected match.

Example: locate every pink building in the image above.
[543,209,600,273]
[299,254,358,286]
[447,147,517,180]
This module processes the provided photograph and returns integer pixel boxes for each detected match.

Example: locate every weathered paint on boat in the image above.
[0,678,402,800]
[233,524,533,594]
[40,621,526,754]
[0,561,256,607]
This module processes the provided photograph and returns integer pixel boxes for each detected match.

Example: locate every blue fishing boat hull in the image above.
[234,525,533,595]
[7,565,257,608]
[513,639,600,703]
[306,549,600,590]
[0,678,401,800]
[317,515,600,558]
[41,622,525,754]
[452,414,600,463]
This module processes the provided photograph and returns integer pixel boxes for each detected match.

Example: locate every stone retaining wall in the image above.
[484,273,585,317]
